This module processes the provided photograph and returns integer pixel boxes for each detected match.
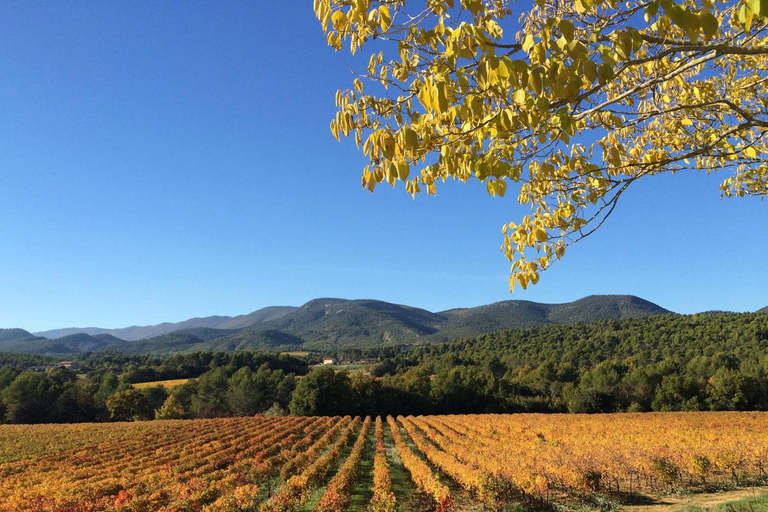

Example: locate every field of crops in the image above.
[133,378,190,390]
[1,412,767,512]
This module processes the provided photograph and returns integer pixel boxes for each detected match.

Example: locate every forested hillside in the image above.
[357,312,768,415]
[400,312,768,367]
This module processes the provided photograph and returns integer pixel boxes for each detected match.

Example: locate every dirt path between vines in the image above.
[624,486,768,512]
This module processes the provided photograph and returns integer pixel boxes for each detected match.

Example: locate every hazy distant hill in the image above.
[108,332,208,355]
[34,306,296,341]
[6,294,675,355]
[759,306,768,313]
[0,332,123,355]
[0,328,38,343]
[0,328,51,353]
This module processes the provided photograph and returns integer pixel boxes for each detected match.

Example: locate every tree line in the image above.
[0,352,306,423]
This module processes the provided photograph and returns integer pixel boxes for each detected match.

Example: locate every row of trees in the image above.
[1,351,767,423]
[153,365,296,420]
[0,367,119,423]
[0,352,307,423]
[285,356,768,416]
[1,312,767,421]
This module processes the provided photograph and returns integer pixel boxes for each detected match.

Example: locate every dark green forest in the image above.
[0,312,766,423]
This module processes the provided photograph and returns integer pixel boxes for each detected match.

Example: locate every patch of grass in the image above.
[383,420,430,512]
[678,494,768,512]
[327,364,369,371]
[299,421,364,512]
[347,424,376,512]
[297,486,328,512]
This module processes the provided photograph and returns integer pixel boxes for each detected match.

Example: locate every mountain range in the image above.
[33,306,295,341]
[2,294,759,356]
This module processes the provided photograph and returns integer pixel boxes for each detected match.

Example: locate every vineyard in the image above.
[1,413,767,512]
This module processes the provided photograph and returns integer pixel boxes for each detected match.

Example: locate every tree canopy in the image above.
[314,0,767,290]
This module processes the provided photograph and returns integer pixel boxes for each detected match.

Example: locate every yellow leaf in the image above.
[404,129,418,150]
[522,35,535,53]
[397,161,410,181]
[379,5,391,32]
[331,10,347,30]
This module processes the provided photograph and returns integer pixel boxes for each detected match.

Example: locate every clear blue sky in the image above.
[0,3,765,331]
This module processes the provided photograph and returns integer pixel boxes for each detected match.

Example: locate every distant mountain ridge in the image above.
[0,294,678,355]
[432,295,668,341]
[0,328,38,343]
[33,306,297,341]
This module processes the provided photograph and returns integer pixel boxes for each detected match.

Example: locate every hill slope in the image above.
[433,294,670,341]
[217,306,297,329]
[0,328,38,343]
[255,298,444,349]
[405,311,768,369]
[0,333,119,355]
[110,329,305,355]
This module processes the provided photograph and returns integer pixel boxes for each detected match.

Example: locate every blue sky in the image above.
[0,2,765,331]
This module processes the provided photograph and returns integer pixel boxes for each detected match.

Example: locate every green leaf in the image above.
[699,12,719,38]
[463,0,483,15]
[583,61,598,83]
[404,129,419,150]
[597,63,614,85]
[644,1,659,22]
[530,68,544,95]
[559,19,575,42]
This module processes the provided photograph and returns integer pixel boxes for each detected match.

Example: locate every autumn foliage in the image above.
[314,0,768,290]
[1,412,768,512]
